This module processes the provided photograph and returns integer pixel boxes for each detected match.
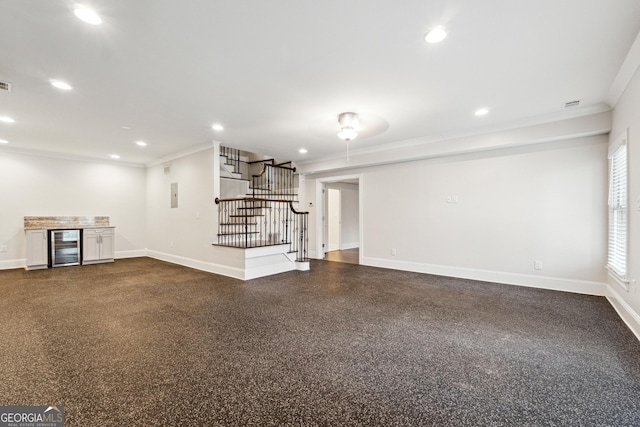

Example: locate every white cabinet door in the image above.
[83,228,115,264]
[83,233,100,262]
[100,233,115,260]
[26,229,48,270]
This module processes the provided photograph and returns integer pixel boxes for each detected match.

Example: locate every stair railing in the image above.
[215,197,309,262]
[220,146,242,177]
[251,163,296,200]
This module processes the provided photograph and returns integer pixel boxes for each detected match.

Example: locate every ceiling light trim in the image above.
[50,80,72,90]
[74,5,102,25]
[425,27,447,43]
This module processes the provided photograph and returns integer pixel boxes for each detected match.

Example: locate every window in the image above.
[607,134,628,288]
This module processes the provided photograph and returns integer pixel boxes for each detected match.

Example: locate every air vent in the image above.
[0,81,12,92]
[562,99,581,109]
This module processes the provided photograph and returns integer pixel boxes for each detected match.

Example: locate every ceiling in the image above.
[2,0,640,167]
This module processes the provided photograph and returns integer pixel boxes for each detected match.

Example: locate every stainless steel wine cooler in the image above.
[50,229,81,267]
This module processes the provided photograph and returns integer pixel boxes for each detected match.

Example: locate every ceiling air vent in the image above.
[562,99,581,109]
[0,80,12,92]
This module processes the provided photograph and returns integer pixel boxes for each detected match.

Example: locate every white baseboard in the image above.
[0,259,26,270]
[244,259,296,280]
[146,250,245,280]
[340,242,359,250]
[362,256,607,296]
[606,285,640,342]
[1,250,147,270]
[115,249,147,259]
[146,248,299,281]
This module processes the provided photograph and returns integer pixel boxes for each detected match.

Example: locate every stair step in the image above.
[220,223,257,226]
[229,214,265,218]
[218,232,260,236]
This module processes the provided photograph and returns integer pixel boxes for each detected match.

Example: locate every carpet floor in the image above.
[0,258,639,426]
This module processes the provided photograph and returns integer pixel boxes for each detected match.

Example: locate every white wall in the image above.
[146,147,217,262]
[306,134,608,294]
[609,64,640,338]
[0,151,147,268]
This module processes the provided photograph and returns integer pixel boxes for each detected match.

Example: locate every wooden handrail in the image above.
[246,158,275,165]
[251,163,296,179]
[246,159,296,172]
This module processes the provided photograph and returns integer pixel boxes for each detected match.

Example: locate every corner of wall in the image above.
[606,284,640,342]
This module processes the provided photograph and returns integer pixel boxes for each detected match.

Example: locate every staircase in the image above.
[216,146,309,265]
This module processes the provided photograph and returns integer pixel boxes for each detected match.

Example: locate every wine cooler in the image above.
[50,229,81,267]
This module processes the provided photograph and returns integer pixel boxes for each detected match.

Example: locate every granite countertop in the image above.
[24,216,112,230]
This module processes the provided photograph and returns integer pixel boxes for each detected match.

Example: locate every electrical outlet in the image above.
[0,245,7,253]
[170,241,174,248]
[534,260,543,270]
[391,248,397,256]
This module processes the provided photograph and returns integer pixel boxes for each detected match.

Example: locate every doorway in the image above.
[321,177,361,264]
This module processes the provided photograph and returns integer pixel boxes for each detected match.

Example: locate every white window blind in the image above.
[607,143,627,281]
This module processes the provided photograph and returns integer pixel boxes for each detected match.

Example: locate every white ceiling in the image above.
[1,0,640,166]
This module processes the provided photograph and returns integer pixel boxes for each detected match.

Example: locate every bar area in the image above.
[24,216,115,270]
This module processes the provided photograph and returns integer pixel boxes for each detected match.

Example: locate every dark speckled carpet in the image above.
[0,258,639,426]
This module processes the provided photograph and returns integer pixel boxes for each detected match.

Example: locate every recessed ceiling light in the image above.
[425,27,447,43]
[121,126,131,130]
[110,154,120,159]
[0,139,8,144]
[299,148,308,154]
[50,79,72,90]
[135,141,147,147]
[211,124,224,131]
[74,5,102,25]
[0,116,15,123]
[474,108,490,116]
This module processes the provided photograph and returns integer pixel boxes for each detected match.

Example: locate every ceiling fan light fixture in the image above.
[337,112,359,141]
[337,126,358,142]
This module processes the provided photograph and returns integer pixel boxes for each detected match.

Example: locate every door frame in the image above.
[315,174,362,263]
